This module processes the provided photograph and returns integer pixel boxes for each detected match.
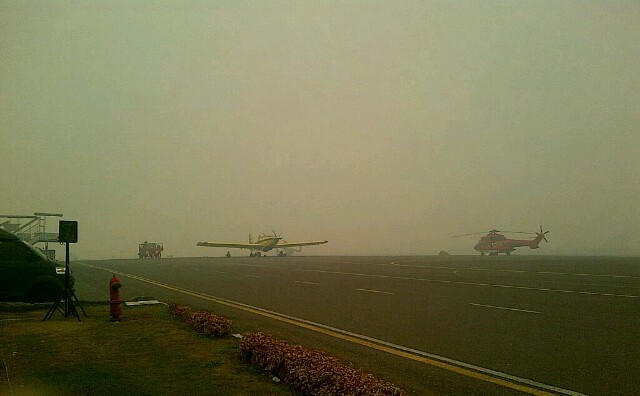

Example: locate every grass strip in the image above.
[0,303,292,395]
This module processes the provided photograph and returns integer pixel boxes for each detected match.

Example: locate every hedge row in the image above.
[240,332,405,396]
[168,303,232,337]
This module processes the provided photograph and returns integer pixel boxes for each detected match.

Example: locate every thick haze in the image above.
[1,2,638,259]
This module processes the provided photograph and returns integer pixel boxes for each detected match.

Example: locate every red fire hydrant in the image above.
[109,274,123,322]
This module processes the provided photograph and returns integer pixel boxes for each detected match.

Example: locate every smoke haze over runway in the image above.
[2,2,638,258]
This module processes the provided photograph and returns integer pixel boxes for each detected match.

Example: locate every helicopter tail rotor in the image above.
[536,226,549,243]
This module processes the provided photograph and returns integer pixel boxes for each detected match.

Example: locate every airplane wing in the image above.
[276,240,328,248]
[196,242,260,249]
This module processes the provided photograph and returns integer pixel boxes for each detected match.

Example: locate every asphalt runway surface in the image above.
[71,255,640,396]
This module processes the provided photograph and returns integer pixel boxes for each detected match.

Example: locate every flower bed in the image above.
[240,332,405,396]
[168,303,232,338]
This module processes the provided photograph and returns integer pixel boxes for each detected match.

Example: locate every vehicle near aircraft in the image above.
[453,226,549,256]
[197,230,328,257]
[138,241,163,259]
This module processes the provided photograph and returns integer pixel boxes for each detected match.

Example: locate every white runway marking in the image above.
[232,264,269,269]
[356,288,394,295]
[469,303,541,314]
[294,280,319,286]
[293,268,640,298]
[244,275,260,279]
[390,263,640,280]
[453,270,463,276]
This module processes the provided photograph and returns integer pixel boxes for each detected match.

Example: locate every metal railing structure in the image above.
[0,213,64,258]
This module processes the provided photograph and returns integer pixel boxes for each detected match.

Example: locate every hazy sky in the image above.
[2,1,638,258]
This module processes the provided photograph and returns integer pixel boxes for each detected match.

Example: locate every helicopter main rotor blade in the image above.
[502,230,536,235]
[451,231,487,238]
[452,228,543,238]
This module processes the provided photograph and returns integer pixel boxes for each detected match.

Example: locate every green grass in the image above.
[0,303,294,395]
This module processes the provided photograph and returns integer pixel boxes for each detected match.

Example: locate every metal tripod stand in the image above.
[42,242,86,321]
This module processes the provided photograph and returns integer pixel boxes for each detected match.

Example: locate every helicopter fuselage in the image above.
[474,233,546,255]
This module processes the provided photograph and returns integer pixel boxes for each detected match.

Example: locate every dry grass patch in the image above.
[0,303,292,396]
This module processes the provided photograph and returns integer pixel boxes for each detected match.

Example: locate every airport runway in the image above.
[72,255,640,396]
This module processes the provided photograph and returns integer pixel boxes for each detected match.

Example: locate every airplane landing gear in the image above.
[225,251,231,258]
[277,251,286,257]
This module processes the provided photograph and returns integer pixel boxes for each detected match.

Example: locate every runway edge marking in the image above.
[79,263,586,396]
[469,303,542,314]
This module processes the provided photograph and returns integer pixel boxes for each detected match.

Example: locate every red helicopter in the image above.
[453,226,549,256]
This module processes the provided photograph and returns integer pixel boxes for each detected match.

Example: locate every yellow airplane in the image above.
[196,231,328,257]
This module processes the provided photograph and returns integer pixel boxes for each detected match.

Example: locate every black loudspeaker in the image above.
[58,221,78,243]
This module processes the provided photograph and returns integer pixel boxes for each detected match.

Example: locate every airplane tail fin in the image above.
[530,226,549,249]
